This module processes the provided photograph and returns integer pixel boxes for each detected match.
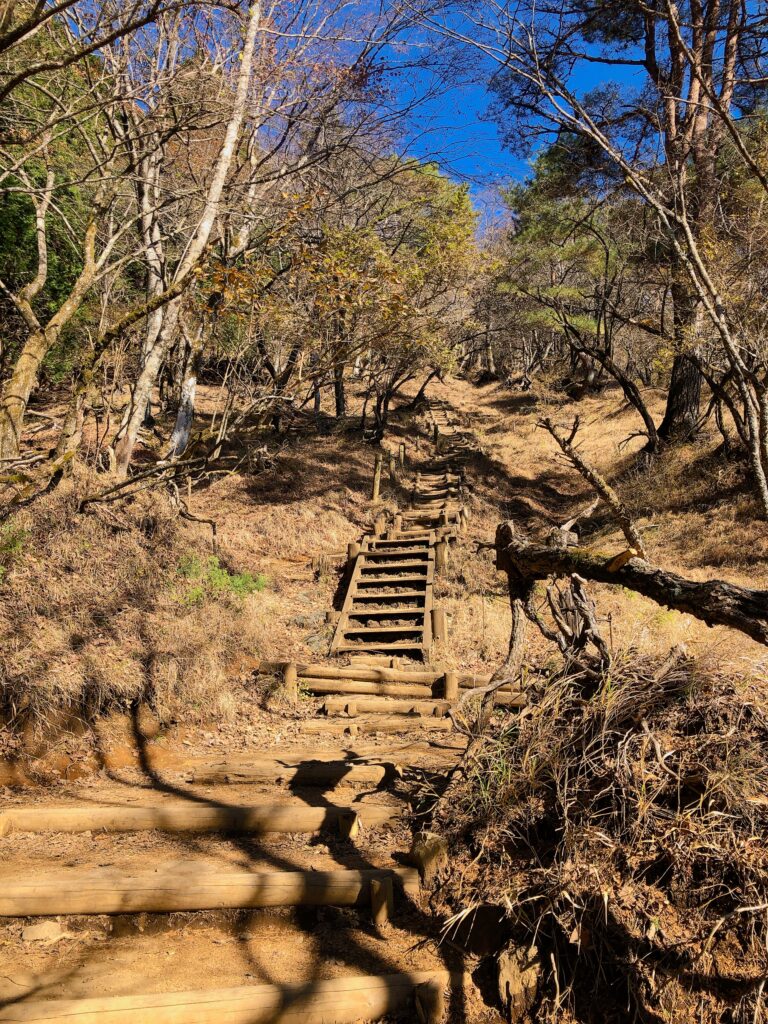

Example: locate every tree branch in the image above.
[495,521,768,646]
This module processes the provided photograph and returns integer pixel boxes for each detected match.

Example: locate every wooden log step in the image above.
[0,866,420,916]
[260,662,494,687]
[401,509,460,519]
[0,802,400,837]
[300,679,432,698]
[259,663,440,683]
[347,608,423,619]
[323,697,450,718]
[365,538,431,548]
[350,593,426,606]
[355,575,430,587]
[334,643,425,654]
[360,549,430,560]
[0,971,453,1024]
[187,758,401,785]
[341,626,423,637]
[345,654,395,665]
[303,717,453,735]
[359,561,429,573]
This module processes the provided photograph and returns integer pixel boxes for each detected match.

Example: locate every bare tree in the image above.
[426,0,768,514]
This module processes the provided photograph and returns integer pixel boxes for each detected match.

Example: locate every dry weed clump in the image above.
[0,483,271,734]
[439,654,768,1023]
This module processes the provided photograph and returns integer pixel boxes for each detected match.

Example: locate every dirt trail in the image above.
[0,399,505,1023]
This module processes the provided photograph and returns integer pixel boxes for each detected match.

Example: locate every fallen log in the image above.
[495,521,768,645]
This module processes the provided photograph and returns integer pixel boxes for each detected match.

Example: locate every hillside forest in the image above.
[2,2,768,1023]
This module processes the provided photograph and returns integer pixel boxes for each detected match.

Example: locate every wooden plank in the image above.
[259,662,492,688]
[361,549,430,560]
[334,642,425,654]
[259,663,442,684]
[359,562,430,573]
[0,802,400,837]
[323,697,449,717]
[303,717,453,735]
[344,622,423,630]
[347,609,424,620]
[0,866,419,916]
[356,575,430,586]
[301,679,432,698]
[186,758,402,785]
[0,971,452,1024]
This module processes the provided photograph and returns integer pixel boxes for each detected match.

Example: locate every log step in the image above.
[0,801,400,836]
[0,971,453,1024]
[344,622,423,630]
[347,610,424,622]
[365,539,431,549]
[360,549,430,560]
[186,757,404,785]
[300,678,432,699]
[355,575,430,587]
[334,642,425,654]
[323,697,449,718]
[0,866,419,916]
[303,716,453,735]
[258,662,493,687]
[359,562,429,573]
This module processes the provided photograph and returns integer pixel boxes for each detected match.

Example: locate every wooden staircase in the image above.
[0,398,503,1024]
[329,533,436,658]
[329,400,474,661]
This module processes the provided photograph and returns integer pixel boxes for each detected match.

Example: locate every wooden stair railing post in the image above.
[283,662,298,704]
[370,876,394,928]
[435,539,447,572]
[372,454,383,501]
[443,672,459,702]
[415,978,445,1024]
[431,607,447,643]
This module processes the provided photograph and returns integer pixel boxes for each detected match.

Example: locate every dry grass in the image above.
[0,412,404,759]
[424,375,768,677]
[0,478,269,730]
[435,653,768,1023]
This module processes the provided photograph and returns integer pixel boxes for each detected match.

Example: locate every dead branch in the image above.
[496,520,768,646]
[540,416,647,559]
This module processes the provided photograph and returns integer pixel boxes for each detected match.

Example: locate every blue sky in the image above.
[402,52,646,224]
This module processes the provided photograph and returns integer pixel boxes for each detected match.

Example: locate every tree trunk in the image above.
[658,283,703,441]
[167,326,203,457]
[114,297,182,473]
[484,328,496,376]
[334,364,346,417]
[110,0,262,478]
[0,328,50,461]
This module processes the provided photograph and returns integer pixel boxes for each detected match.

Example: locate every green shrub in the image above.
[175,554,266,604]
[0,524,28,581]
